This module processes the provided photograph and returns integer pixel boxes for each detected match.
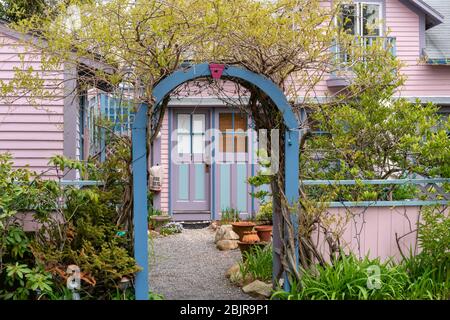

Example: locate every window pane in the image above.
[177,114,190,134]
[234,134,248,153]
[193,134,205,154]
[219,133,233,153]
[219,113,233,131]
[339,4,356,35]
[234,115,247,131]
[362,4,381,36]
[178,134,191,154]
[193,114,205,134]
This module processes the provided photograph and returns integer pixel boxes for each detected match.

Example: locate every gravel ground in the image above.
[149,227,255,300]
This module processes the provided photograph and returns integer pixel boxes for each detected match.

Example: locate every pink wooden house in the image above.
[0,0,449,228]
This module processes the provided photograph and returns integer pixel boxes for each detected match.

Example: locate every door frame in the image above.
[168,106,256,220]
[168,106,213,218]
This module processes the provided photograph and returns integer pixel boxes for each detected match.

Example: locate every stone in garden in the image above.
[214,225,239,243]
[209,221,219,231]
[225,263,240,278]
[242,280,272,299]
[216,239,239,251]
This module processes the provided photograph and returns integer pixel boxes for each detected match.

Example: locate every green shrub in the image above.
[392,184,419,200]
[272,254,409,300]
[400,206,449,299]
[239,245,273,282]
[272,251,449,300]
[256,202,272,223]
[0,139,140,300]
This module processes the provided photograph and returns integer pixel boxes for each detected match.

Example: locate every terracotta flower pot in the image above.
[231,221,256,241]
[241,230,260,244]
[254,225,272,242]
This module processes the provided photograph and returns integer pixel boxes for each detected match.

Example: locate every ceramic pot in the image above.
[254,225,273,242]
[231,221,256,241]
[241,230,260,244]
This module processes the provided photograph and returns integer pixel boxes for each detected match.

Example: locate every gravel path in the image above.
[149,227,254,300]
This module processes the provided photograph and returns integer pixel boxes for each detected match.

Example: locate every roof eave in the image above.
[409,0,445,29]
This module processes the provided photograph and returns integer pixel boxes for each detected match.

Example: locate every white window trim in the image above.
[338,1,384,37]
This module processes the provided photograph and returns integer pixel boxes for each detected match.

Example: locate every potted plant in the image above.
[255,202,272,242]
[231,220,256,241]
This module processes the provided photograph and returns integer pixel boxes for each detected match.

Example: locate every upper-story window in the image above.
[339,2,383,37]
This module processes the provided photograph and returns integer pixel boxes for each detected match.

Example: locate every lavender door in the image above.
[172,109,210,213]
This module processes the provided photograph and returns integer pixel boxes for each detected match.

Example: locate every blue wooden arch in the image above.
[131,63,299,300]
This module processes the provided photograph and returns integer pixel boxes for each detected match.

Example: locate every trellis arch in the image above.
[131,63,299,300]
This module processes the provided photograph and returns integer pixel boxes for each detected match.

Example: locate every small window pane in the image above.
[362,4,381,36]
[219,133,233,153]
[177,114,190,134]
[193,114,205,133]
[234,116,247,131]
[339,4,356,35]
[219,113,233,131]
[234,134,248,153]
[178,134,191,154]
[193,134,205,154]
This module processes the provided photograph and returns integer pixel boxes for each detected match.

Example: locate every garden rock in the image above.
[225,263,240,278]
[242,280,272,299]
[216,239,239,251]
[215,225,239,243]
[209,221,220,231]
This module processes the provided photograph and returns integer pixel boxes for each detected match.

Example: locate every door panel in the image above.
[216,111,250,214]
[172,110,210,213]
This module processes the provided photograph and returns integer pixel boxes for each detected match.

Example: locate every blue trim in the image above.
[152,63,298,129]
[301,178,450,185]
[427,58,450,65]
[168,108,172,216]
[211,108,216,220]
[327,200,449,207]
[250,118,255,217]
[59,180,104,186]
[131,103,149,300]
[100,94,107,162]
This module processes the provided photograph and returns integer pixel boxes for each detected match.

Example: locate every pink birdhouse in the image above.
[209,63,225,79]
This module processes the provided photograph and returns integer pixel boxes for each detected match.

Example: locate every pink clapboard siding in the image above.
[313,206,429,262]
[387,0,450,98]
[159,112,169,213]
[0,33,64,178]
[298,0,450,100]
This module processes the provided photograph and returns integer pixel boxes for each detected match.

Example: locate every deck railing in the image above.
[333,36,397,72]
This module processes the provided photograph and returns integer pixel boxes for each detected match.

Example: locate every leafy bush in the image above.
[0,139,140,300]
[272,254,410,300]
[256,202,272,223]
[239,245,272,282]
[391,184,419,200]
[400,206,449,299]
[272,251,449,300]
